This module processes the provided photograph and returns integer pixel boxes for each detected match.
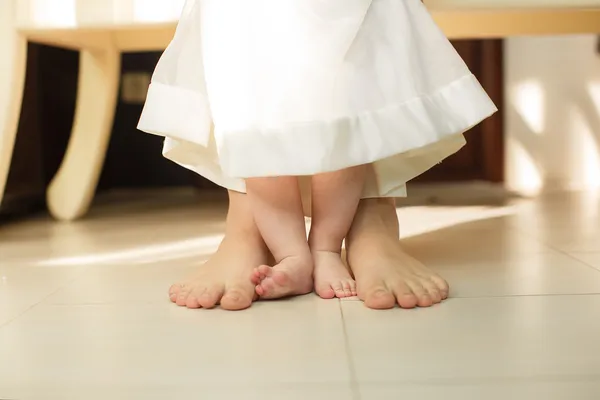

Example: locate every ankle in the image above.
[275,253,314,270]
[348,204,399,243]
[224,224,267,250]
[309,242,343,255]
[311,248,342,257]
[308,233,343,253]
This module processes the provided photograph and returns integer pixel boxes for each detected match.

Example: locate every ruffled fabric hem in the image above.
[138,73,496,198]
[217,73,496,178]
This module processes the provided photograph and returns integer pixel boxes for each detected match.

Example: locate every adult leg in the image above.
[169,190,270,310]
[346,198,449,309]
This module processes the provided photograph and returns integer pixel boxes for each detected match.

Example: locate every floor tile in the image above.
[3,189,600,399]
[400,224,553,266]
[342,295,600,382]
[433,252,600,297]
[0,296,351,393]
[568,253,600,272]
[359,380,600,400]
[502,193,600,252]
[44,263,202,305]
[530,231,600,253]
[0,265,83,326]
[0,383,354,400]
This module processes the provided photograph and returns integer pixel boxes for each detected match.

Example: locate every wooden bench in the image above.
[2,0,600,220]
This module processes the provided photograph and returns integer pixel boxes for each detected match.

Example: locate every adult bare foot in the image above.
[251,256,313,300]
[346,198,449,309]
[169,235,270,310]
[312,251,357,299]
[168,191,271,311]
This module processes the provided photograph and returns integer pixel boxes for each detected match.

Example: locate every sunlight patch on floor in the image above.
[34,235,224,267]
[397,204,518,238]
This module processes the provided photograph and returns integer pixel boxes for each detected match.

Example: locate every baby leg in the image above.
[246,176,314,299]
[309,165,367,299]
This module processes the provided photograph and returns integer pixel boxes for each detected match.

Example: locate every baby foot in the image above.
[251,256,313,300]
[312,250,357,299]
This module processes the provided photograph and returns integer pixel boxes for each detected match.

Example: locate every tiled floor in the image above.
[1,189,600,399]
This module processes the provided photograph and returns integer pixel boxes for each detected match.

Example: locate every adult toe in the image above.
[361,282,396,309]
[221,287,254,311]
[405,280,433,307]
[197,286,225,309]
[390,281,419,309]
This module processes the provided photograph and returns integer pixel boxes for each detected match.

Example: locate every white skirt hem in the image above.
[137,83,212,147]
[138,72,495,198]
[217,73,496,179]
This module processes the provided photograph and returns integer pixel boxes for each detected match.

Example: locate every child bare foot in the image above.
[313,250,357,299]
[251,256,313,299]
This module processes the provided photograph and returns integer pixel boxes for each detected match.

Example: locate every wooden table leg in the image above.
[0,23,27,206]
[46,47,120,221]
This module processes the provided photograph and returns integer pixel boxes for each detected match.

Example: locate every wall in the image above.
[505,35,600,195]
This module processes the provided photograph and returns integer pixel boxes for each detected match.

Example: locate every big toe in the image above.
[220,287,255,311]
[257,264,273,278]
[343,280,357,298]
[169,283,185,302]
[315,282,336,299]
[361,284,396,309]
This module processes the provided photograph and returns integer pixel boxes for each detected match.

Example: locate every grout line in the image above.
[358,372,600,386]
[341,292,600,301]
[507,223,600,275]
[555,250,600,254]
[553,251,600,274]
[484,214,600,280]
[450,292,600,299]
[0,271,87,330]
[0,287,66,330]
[338,300,362,400]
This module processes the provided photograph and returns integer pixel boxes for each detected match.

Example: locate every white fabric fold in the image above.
[138,0,497,198]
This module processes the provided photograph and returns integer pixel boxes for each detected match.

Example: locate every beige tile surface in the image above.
[0,296,351,392]
[44,263,203,305]
[1,384,354,400]
[568,253,600,272]
[505,192,600,252]
[0,265,84,326]
[359,381,600,400]
[426,252,600,297]
[342,296,600,382]
[2,189,600,399]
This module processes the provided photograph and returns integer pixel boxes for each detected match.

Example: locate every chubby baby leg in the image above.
[309,165,367,299]
[246,176,313,299]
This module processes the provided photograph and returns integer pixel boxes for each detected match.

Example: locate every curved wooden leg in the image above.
[0,24,27,206]
[46,47,120,221]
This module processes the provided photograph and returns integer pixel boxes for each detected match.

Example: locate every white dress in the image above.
[138,0,497,198]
